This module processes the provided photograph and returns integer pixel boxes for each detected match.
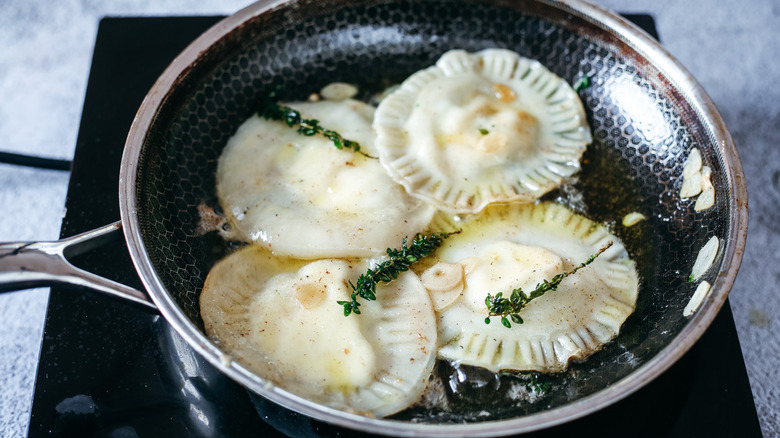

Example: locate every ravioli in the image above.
[200,245,438,416]
[424,202,639,373]
[203,51,643,418]
[373,49,592,213]
[216,99,435,259]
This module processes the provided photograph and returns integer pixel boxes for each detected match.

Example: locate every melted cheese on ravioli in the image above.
[374,49,592,213]
[427,202,639,373]
[200,245,438,416]
[217,99,435,258]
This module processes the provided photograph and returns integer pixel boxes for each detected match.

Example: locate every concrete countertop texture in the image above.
[0,0,777,436]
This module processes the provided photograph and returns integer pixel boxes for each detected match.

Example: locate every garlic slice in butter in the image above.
[622,211,646,227]
[429,202,639,373]
[200,245,437,416]
[684,281,711,317]
[420,261,464,311]
[373,49,592,213]
[680,147,704,198]
[690,235,719,281]
[694,166,715,211]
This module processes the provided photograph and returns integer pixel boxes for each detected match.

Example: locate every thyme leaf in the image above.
[338,231,459,316]
[256,86,373,158]
[484,241,613,328]
[573,75,591,92]
[524,371,553,394]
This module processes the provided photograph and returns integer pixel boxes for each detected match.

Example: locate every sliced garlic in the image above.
[694,166,715,211]
[680,148,703,198]
[200,245,437,417]
[694,187,715,211]
[682,147,703,177]
[690,235,719,281]
[421,261,464,311]
[622,212,646,227]
[680,176,703,198]
[684,281,712,316]
[320,82,359,101]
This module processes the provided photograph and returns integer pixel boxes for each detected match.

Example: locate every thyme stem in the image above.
[484,241,613,328]
[256,86,373,158]
[338,232,458,316]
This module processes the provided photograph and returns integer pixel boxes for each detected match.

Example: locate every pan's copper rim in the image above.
[119,0,748,436]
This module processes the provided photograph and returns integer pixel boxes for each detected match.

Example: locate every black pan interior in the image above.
[135,0,730,423]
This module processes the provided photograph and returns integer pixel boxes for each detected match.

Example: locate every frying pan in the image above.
[0,0,747,435]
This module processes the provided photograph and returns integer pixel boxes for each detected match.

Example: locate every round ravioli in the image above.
[373,49,592,213]
[200,245,438,417]
[422,202,638,373]
[217,99,435,258]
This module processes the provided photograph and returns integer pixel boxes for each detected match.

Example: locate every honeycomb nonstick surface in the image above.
[134,0,731,421]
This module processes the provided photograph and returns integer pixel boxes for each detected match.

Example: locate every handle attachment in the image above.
[0,222,157,310]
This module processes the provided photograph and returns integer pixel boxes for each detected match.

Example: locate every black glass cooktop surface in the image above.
[28,15,761,438]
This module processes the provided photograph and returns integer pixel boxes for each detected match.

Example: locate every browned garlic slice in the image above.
[200,245,437,417]
[428,202,639,373]
[217,99,434,258]
[373,49,592,213]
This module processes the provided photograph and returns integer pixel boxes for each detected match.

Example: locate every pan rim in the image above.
[119,0,748,435]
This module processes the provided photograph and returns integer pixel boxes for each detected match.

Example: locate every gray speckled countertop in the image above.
[1,0,777,436]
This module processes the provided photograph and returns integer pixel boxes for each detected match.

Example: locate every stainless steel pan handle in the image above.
[0,222,157,310]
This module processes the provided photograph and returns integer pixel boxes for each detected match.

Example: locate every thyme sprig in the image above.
[484,241,613,328]
[338,232,458,316]
[256,86,373,158]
